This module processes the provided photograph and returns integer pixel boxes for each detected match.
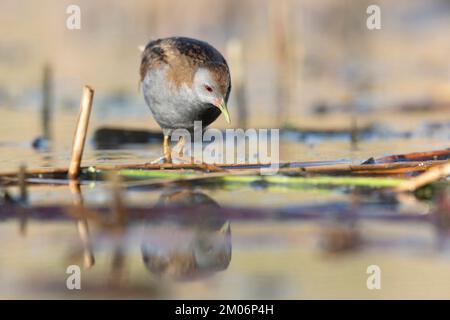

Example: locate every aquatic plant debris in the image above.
[0,148,448,193]
[118,168,406,188]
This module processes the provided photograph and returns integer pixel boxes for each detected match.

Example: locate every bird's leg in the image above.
[171,136,197,163]
[172,136,197,163]
[173,136,185,158]
[159,136,221,171]
[149,135,172,164]
[163,135,172,163]
[171,138,222,171]
[172,136,218,171]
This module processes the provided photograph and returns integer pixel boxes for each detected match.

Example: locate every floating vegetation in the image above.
[118,169,406,189]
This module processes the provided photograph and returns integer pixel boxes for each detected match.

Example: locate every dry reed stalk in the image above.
[42,64,53,141]
[68,86,94,179]
[270,0,295,125]
[226,38,248,128]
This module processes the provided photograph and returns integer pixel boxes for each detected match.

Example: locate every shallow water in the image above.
[1,108,450,299]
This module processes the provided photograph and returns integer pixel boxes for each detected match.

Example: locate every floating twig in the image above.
[395,161,450,192]
[373,148,450,164]
[0,159,447,184]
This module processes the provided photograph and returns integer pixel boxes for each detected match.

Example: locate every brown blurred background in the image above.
[1,0,450,128]
[1,1,450,299]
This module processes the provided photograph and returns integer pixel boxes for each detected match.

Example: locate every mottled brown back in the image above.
[140,37,230,91]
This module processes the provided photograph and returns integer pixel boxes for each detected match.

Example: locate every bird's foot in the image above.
[172,155,195,164]
[148,155,172,164]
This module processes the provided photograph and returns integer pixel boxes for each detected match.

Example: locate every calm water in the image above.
[1,108,450,299]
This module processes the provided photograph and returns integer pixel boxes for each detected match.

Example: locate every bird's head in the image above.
[193,62,231,123]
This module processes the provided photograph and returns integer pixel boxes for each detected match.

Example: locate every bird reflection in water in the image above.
[141,189,232,280]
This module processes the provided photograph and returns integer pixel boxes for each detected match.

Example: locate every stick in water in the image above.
[395,160,450,192]
[68,86,94,179]
[395,161,450,192]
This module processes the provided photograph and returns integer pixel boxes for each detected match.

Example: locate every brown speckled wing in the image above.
[140,38,168,82]
[170,37,227,66]
[140,37,229,88]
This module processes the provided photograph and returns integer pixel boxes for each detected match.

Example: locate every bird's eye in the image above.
[204,85,213,92]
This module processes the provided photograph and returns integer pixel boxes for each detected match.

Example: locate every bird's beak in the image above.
[220,221,231,236]
[214,99,231,123]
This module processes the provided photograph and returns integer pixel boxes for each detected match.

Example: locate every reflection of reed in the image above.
[432,189,450,250]
[106,173,129,287]
[67,173,131,287]
[18,165,28,236]
[69,180,95,269]
[109,245,127,288]
[108,172,128,229]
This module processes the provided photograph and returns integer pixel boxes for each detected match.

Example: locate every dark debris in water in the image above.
[93,127,163,149]
[433,189,450,232]
[371,148,450,164]
[31,136,51,151]
[320,222,362,254]
[0,199,433,223]
[0,188,15,205]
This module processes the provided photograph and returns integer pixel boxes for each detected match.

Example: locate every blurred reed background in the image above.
[1,1,450,299]
[0,0,450,128]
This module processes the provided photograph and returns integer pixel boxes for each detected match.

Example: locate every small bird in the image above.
[140,37,232,163]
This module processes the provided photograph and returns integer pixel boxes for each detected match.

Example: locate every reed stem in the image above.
[68,86,94,179]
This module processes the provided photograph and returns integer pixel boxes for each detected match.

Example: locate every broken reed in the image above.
[68,86,94,179]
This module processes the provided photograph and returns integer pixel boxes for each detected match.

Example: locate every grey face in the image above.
[193,67,222,106]
[193,67,231,123]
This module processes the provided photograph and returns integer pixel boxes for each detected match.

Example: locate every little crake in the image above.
[140,37,231,163]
